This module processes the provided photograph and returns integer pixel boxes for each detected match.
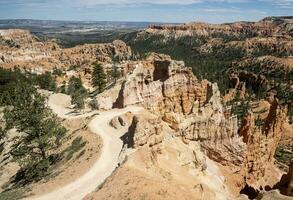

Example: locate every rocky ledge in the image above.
[96,53,288,197]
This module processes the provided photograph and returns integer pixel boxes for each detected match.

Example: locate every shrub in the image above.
[35,72,57,91]
[89,98,99,110]
[63,137,86,161]
[71,88,88,109]
[67,77,88,109]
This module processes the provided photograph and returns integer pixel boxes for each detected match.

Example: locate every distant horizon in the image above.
[1,1,292,23]
[0,18,166,24]
[0,15,292,25]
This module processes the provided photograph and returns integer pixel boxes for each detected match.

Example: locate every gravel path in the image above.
[27,93,142,200]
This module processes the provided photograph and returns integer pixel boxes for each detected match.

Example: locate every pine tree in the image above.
[71,88,88,109]
[4,82,66,184]
[92,63,107,93]
[67,77,88,109]
[67,76,83,95]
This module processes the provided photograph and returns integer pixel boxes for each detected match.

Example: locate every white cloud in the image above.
[202,7,267,15]
[202,8,242,12]
[260,0,293,8]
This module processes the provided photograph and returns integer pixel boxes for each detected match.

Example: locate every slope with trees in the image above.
[0,68,66,187]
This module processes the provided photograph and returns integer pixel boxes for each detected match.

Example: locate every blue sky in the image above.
[0,0,292,23]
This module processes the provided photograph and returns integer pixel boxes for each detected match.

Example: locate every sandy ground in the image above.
[26,93,143,200]
[85,126,231,200]
[47,93,96,119]
[84,166,200,200]
[85,149,229,200]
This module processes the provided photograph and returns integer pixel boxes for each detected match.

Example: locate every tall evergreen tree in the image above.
[4,82,66,184]
[92,63,107,93]
[67,76,84,95]
[67,76,88,109]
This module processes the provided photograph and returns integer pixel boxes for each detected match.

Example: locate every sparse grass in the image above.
[62,137,87,161]
[0,188,27,200]
[275,146,293,172]
[43,170,62,182]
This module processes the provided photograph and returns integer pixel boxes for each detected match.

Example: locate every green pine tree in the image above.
[4,82,66,184]
[67,76,83,95]
[92,63,107,93]
[67,77,88,109]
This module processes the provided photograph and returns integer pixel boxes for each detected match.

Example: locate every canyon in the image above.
[0,16,292,200]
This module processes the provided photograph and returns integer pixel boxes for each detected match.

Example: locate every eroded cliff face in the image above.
[147,17,292,38]
[98,53,287,197]
[126,17,293,129]
[239,100,287,189]
[0,29,133,87]
[136,17,293,58]
[1,27,288,198]
[0,29,132,84]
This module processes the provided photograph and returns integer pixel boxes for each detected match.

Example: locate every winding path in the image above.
[28,93,142,200]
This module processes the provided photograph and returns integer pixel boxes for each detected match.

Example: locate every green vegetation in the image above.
[0,188,26,200]
[230,101,250,126]
[35,71,57,91]
[67,76,88,109]
[125,34,247,94]
[275,146,293,171]
[0,68,66,186]
[0,68,31,105]
[0,68,58,97]
[68,65,80,71]
[52,68,65,76]
[89,98,99,110]
[111,55,122,63]
[125,32,292,121]
[58,81,67,94]
[0,141,4,154]
[4,82,66,185]
[232,60,293,121]
[0,127,6,140]
[62,136,86,161]
[110,65,121,83]
[92,63,107,93]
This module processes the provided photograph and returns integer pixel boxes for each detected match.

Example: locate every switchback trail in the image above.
[27,93,142,200]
